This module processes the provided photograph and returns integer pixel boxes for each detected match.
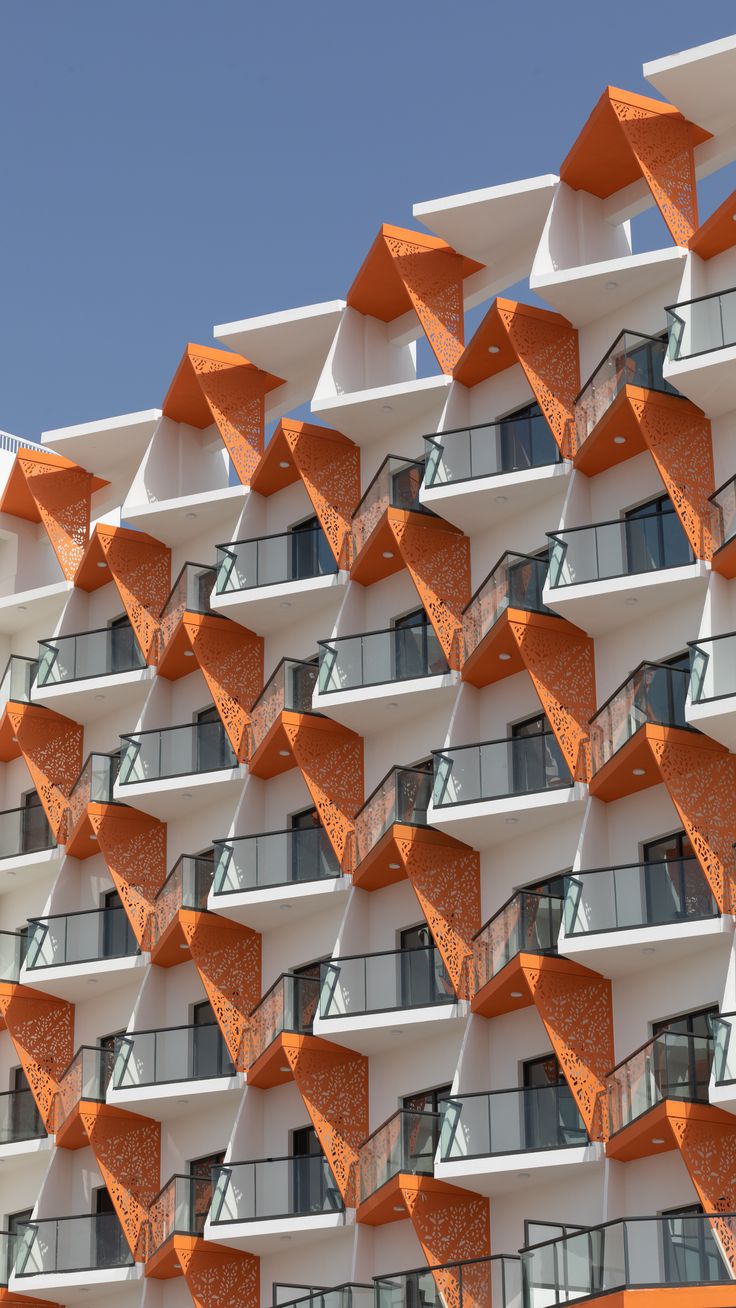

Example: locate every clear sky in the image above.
[2,1,734,440]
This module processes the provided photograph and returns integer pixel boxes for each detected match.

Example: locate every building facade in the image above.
[0,30,735,1308]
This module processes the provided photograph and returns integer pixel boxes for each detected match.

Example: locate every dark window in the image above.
[390,460,424,513]
[289,515,334,581]
[498,401,559,473]
[399,924,452,1006]
[291,1125,332,1213]
[195,705,231,772]
[94,1187,125,1266]
[624,494,692,573]
[102,888,136,958]
[402,1085,452,1114]
[9,1066,43,1140]
[511,713,567,793]
[191,1000,231,1078]
[20,789,52,855]
[392,607,446,679]
[660,1203,723,1284]
[188,1152,225,1235]
[288,807,324,883]
[642,832,714,924]
[521,1054,586,1149]
[650,1006,717,1106]
[108,614,139,674]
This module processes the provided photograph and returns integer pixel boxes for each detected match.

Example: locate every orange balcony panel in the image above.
[461,609,526,686]
[88,803,168,946]
[471,951,538,1019]
[0,448,108,580]
[351,511,408,586]
[149,910,189,968]
[0,709,21,763]
[669,1100,736,1214]
[246,1030,296,1090]
[183,613,262,762]
[6,702,84,844]
[690,188,736,259]
[178,1238,260,1308]
[164,343,284,487]
[347,225,483,374]
[0,1291,64,1307]
[561,87,710,246]
[180,911,261,1069]
[357,1172,458,1227]
[0,984,74,1130]
[156,618,194,680]
[145,1231,196,1280]
[573,385,648,476]
[252,420,360,569]
[75,524,172,664]
[283,714,364,866]
[53,1099,89,1150]
[247,712,297,779]
[712,534,736,580]
[575,1291,736,1308]
[64,808,96,860]
[588,724,671,803]
[80,1101,161,1260]
[605,1098,680,1162]
[401,1177,490,1281]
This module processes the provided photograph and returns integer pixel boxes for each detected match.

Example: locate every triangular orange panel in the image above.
[180,912,261,1068]
[182,612,263,761]
[5,703,84,842]
[88,804,168,944]
[281,714,364,865]
[0,984,73,1129]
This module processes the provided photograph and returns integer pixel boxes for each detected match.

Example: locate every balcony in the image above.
[0,801,58,894]
[351,765,432,887]
[375,1255,522,1308]
[313,622,456,733]
[472,890,562,1017]
[665,286,736,415]
[358,1108,439,1220]
[588,661,693,801]
[248,658,319,777]
[144,853,215,964]
[0,654,37,711]
[157,561,217,677]
[606,1029,713,1160]
[315,946,461,1053]
[243,971,320,1083]
[280,1285,373,1308]
[523,1212,736,1307]
[65,751,120,855]
[108,1021,239,1118]
[420,411,566,531]
[437,1085,598,1195]
[22,906,141,998]
[462,552,556,685]
[140,1172,213,1270]
[33,622,151,718]
[573,331,679,474]
[52,1046,116,1146]
[207,1154,345,1252]
[351,455,432,584]
[0,1088,46,1151]
[429,732,580,847]
[114,718,241,818]
[11,1212,137,1297]
[561,857,725,975]
[212,524,346,631]
[688,632,736,747]
[210,826,344,928]
[545,506,704,635]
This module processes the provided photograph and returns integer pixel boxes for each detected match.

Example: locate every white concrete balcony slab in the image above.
[530,246,687,327]
[9,1210,142,1305]
[0,841,61,897]
[33,666,154,722]
[210,826,347,930]
[205,1154,350,1255]
[645,34,736,135]
[212,525,349,632]
[106,1021,241,1121]
[421,460,570,535]
[20,948,147,1003]
[0,579,72,635]
[43,409,162,507]
[9,1265,143,1305]
[122,483,248,546]
[562,914,731,980]
[414,174,558,283]
[214,300,346,399]
[435,1141,604,1198]
[664,287,736,416]
[311,375,452,447]
[114,720,243,820]
[428,784,587,849]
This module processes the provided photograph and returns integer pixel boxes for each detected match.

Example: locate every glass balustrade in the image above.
[0,655,37,706]
[0,931,27,983]
[52,1046,116,1134]
[423,410,560,487]
[473,892,562,993]
[14,1213,133,1276]
[521,1213,736,1305]
[432,733,572,808]
[709,1011,736,1085]
[213,826,340,895]
[118,720,236,784]
[563,858,718,936]
[547,507,693,589]
[575,331,678,444]
[216,525,337,594]
[359,1109,440,1202]
[25,907,138,970]
[278,1285,373,1308]
[158,562,216,652]
[711,474,736,552]
[210,1155,343,1224]
[112,1022,235,1088]
[689,632,736,702]
[66,752,120,836]
[318,623,447,694]
[144,854,215,952]
[242,972,320,1068]
[0,1088,45,1145]
[376,1255,523,1308]
[607,1030,713,1135]
[248,658,318,754]
[36,623,145,686]
[589,662,690,774]
[463,553,552,660]
[440,1084,587,1159]
[666,287,736,360]
[352,766,432,868]
[352,456,429,558]
[320,946,455,1019]
[0,804,54,859]
[142,1173,214,1258]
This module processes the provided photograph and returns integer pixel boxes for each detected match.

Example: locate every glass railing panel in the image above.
[711,475,736,550]
[248,659,318,754]
[0,805,55,859]
[575,332,678,443]
[359,1109,439,1202]
[210,1155,343,1223]
[376,1256,523,1308]
[548,509,694,588]
[690,633,736,702]
[432,733,572,808]
[474,892,562,992]
[25,908,138,969]
[563,858,718,936]
[0,1089,45,1145]
[278,1285,373,1308]
[66,753,119,835]
[0,656,37,707]
[440,1084,587,1159]
[0,931,26,983]
[352,767,432,868]
[463,553,552,660]
[159,562,216,651]
[112,1023,235,1088]
[667,289,736,360]
[216,526,337,594]
[607,1031,713,1135]
[118,721,236,784]
[318,624,447,694]
[320,947,455,1019]
[144,1173,214,1256]
[711,1012,736,1084]
[144,855,215,951]
[352,457,427,558]
[424,411,560,487]
[244,973,320,1068]
[36,624,145,687]
[213,827,341,895]
[14,1213,133,1275]
[589,663,690,774]
[53,1047,116,1132]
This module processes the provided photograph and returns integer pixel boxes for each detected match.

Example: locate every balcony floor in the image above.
[312,670,460,736]
[311,375,452,447]
[435,1142,604,1196]
[427,784,587,849]
[560,915,731,979]
[419,460,570,535]
[0,578,72,635]
[687,693,736,752]
[8,1263,143,1305]
[209,875,349,931]
[113,766,245,820]
[122,483,247,546]
[0,845,61,897]
[203,1210,352,1256]
[542,561,709,637]
[19,952,148,1002]
[210,570,349,633]
[312,1001,467,1055]
[32,666,155,721]
[106,1076,242,1121]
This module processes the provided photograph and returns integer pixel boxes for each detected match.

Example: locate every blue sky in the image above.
[2,1,735,439]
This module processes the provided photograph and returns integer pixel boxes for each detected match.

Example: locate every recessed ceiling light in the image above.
[642,946,656,954]
[279,748,291,757]
[185,512,198,519]
[177,1099,189,1106]
[382,551,395,560]
[499,652,512,662]
[16,605,27,612]
[624,597,638,606]
[179,944,189,951]
[605,280,618,290]
[280,1234,292,1242]
[487,345,500,355]
[390,1028,403,1035]
[279,903,292,911]
[94,693,106,701]
[651,1137,666,1145]
[731,214,736,222]
[89,834,98,842]
[388,862,401,870]
[505,817,518,825]
[495,495,508,504]
[386,702,398,710]
[183,649,195,657]
[393,1204,405,1212]
[632,768,646,777]
[516,1171,531,1180]
[10,737,17,743]
[86,978,98,986]
[382,404,393,413]
[279,602,292,610]
[97,561,108,569]
[181,792,193,799]
[510,991,524,999]
[613,436,626,445]
[279,460,291,469]
[279,1065,291,1073]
